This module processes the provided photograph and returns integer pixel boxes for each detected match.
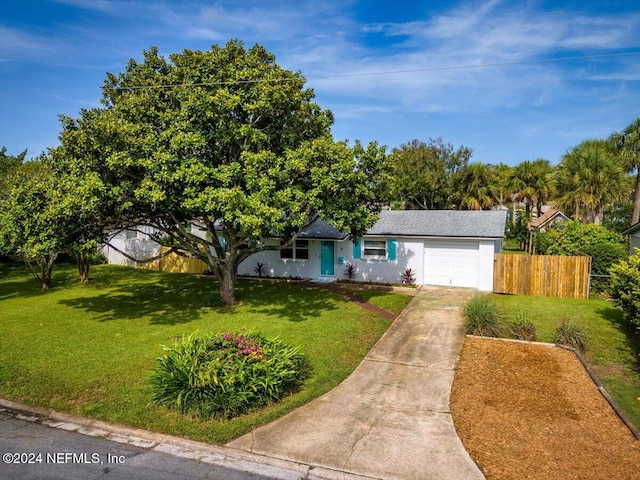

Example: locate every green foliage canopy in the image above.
[57,41,389,305]
[555,139,628,225]
[0,147,27,199]
[609,118,640,225]
[535,221,627,291]
[0,157,106,287]
[390,138,471,210]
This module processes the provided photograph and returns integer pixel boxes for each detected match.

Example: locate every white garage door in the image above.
[424,240,480,288]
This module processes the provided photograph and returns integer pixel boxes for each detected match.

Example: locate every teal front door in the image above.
[320,241,335,276]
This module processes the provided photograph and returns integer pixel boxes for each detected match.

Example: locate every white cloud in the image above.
[0,26,57,60]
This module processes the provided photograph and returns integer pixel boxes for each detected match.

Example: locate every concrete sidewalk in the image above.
[228,286,485,480]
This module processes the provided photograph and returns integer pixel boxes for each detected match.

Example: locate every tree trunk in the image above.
[76,251,90,283]
[632,170,640,225]
[215,265,237,306]
[593,204,603,225]
[40,253,57,289]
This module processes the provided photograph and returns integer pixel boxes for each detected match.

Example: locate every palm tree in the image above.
[555,139,627,225]
[609,118,640,225]
[490,162,513,209]
[452,162,496,210]
[509,159,553,220]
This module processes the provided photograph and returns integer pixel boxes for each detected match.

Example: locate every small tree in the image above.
[505,210,529,251]
[608,252,640,330]
[0,162,60,288]
[0,158,106,287]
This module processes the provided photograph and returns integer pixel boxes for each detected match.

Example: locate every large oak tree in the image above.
[58,41,388,305]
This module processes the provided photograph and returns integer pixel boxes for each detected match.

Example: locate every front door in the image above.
[320,241,335,276]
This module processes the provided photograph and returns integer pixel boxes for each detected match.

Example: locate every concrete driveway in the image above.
[228,286,485,480]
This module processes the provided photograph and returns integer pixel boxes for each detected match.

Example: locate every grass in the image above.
[491,294,640,430]
[0,262,393,443]
[342,288,413,315]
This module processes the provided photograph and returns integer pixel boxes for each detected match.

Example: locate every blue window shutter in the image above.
[387,238,397,260]
[353,238,362,259]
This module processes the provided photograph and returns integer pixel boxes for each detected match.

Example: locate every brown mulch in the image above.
[450,337,640,480]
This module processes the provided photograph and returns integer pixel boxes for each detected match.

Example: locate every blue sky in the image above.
[1,0,638,166]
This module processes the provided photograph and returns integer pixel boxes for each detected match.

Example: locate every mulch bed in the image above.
[450,336,640,480]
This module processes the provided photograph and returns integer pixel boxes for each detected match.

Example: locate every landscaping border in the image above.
[465,335,640,441]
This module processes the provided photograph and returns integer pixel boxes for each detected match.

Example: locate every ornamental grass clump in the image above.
[509,310,538,341]
[463,296,502,337]
[555,321,588,352]
[150,331,309,419]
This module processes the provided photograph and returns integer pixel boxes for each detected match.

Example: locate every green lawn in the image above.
[0,263,392,443]
[491,294,640,429]
[343,287,413,315]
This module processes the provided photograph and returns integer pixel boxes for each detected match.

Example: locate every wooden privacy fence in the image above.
[141,247,208,274]
[493,253,591,299]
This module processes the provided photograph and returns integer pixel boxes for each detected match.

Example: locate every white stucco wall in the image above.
[99,226,160,266]
[340,237,424,285]
[477,240,497,291]
[239,237,426,285]
[100,224,499,290]
[237,239,323,278]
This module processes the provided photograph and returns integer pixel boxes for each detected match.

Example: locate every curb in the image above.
[0,398,377,480]
[464,335,640,441]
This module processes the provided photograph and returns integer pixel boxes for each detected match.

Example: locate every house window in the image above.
[125,230,137,240]
[280,239,309,259]
[363,240,386,258]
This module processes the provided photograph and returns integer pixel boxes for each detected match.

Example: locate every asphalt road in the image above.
[0,408,278,480]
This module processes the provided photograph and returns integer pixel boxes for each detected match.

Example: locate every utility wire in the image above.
[2,50,639,94]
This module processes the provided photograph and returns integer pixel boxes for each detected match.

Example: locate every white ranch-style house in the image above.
[101,210,507,291]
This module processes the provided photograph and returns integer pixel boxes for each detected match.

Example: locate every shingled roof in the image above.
[365,210,507,238]
[299,218,349,240]
[528,209,569,230]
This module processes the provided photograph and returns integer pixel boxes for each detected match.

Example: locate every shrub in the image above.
[150,331,309,419]
[89,252,108,265]
[554,321,588,352]
[582,242,627,292]
[608,252,640,330]
[463,296,502,337]
[534,221,627,292]
[344,263,357,281]
[400,268,416,286]
[510,310,537,341]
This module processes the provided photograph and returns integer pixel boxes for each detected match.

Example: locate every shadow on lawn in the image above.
[58,275,209,325]
[236,281,340,322]
[597,305,640,374]
[56,271,341,325]
[0,262,81,300]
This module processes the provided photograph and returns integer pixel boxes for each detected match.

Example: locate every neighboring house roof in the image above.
[366,210,507,238]
[299,218,349,240]
[623,221,640,235]
[528,209,569,230]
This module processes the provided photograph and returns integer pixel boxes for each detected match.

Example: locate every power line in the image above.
[2,50,639,94]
